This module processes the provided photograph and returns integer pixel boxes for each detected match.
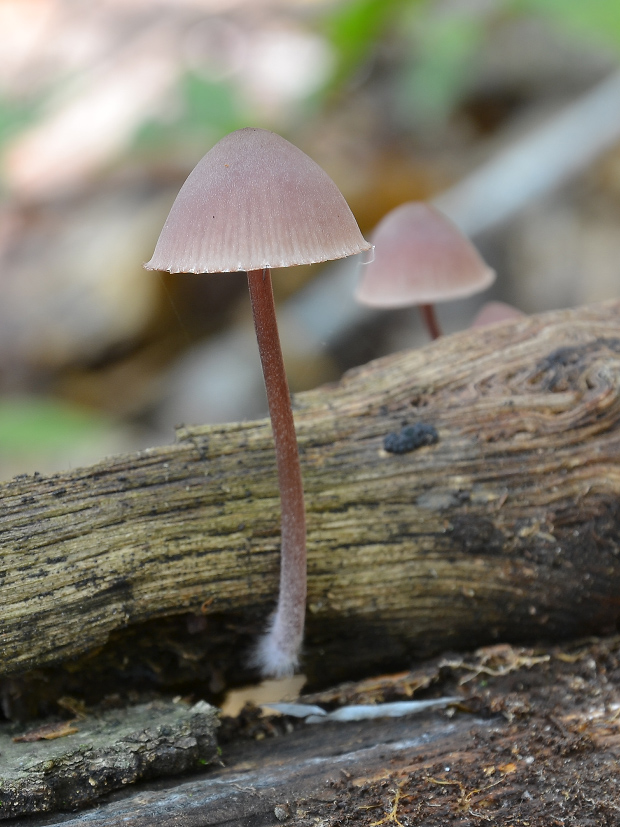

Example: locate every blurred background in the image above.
[1,0,620,480]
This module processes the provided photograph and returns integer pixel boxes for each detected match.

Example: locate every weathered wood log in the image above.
[0,700,219,819]
[9,636,620,826]
[1,301,620,695]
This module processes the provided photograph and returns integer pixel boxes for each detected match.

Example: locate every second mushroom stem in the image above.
[247,268,307,676]
[420,303,442,340]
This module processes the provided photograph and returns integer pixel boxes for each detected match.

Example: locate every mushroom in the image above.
[145,127,370,677]
[355,202,495,339]
[470,300,525,328]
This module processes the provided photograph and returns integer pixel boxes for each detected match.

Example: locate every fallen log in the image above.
[7,636,620,825]
[0,699,219,819]
[1,301,620,701]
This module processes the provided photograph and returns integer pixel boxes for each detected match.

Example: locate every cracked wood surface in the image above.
[0,700,219,819]
[1,301,620,689]
[10,637,620,827]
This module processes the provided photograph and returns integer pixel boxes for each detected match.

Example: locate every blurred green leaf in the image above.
[398,12,486,126]
[322,0,416,87]
[0,399,106,454]
[0,94,42,151]
[512,0,620,53]
[181,73,243,133]
[132,73,245,154]
[321,0,620,130]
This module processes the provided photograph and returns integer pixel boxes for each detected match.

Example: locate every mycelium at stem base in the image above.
[247,267,306,677]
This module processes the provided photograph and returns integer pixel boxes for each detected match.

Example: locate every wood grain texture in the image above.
[10,637,620,826]
[0,701,219,819]
[1,300,620,686]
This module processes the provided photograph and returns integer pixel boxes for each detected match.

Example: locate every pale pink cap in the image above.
[145,127,370,274]
[471,301,525,328]
[356,202,495,308]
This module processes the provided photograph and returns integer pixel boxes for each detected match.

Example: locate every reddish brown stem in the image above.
[246,268,306,676]
[420,303,442,340]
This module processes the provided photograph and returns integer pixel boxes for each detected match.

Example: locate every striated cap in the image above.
[145,127,370,274]
[356,202,495,308]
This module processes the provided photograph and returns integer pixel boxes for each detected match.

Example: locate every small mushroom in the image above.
[355,202,495,339]
[470,300,525,328]
[145,127,370,677]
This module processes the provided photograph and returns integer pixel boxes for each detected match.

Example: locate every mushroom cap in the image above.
[471,301,525,328]
[356,202,495,308]
[145,127,370,274]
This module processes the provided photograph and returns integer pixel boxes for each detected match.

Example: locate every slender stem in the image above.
[420,303,442,340]
[246,268,306,677]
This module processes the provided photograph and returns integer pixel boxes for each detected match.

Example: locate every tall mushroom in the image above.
[355,202,495,339]
[145,127,370,677]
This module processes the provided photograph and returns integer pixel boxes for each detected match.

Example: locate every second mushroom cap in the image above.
[356,202,495,308]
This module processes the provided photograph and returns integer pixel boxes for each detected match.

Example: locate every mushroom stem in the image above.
[247,267,307,677]
[420,303,442,340]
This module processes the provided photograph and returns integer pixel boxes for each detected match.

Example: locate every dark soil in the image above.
[7,636,620,825]
[218,636,620,826]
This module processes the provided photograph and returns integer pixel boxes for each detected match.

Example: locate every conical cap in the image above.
[146,128,370,274]
[356,202,495,307]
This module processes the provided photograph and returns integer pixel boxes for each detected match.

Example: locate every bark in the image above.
[1,301,620,694]
[9,636,620,826]
[0,700,219,819]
